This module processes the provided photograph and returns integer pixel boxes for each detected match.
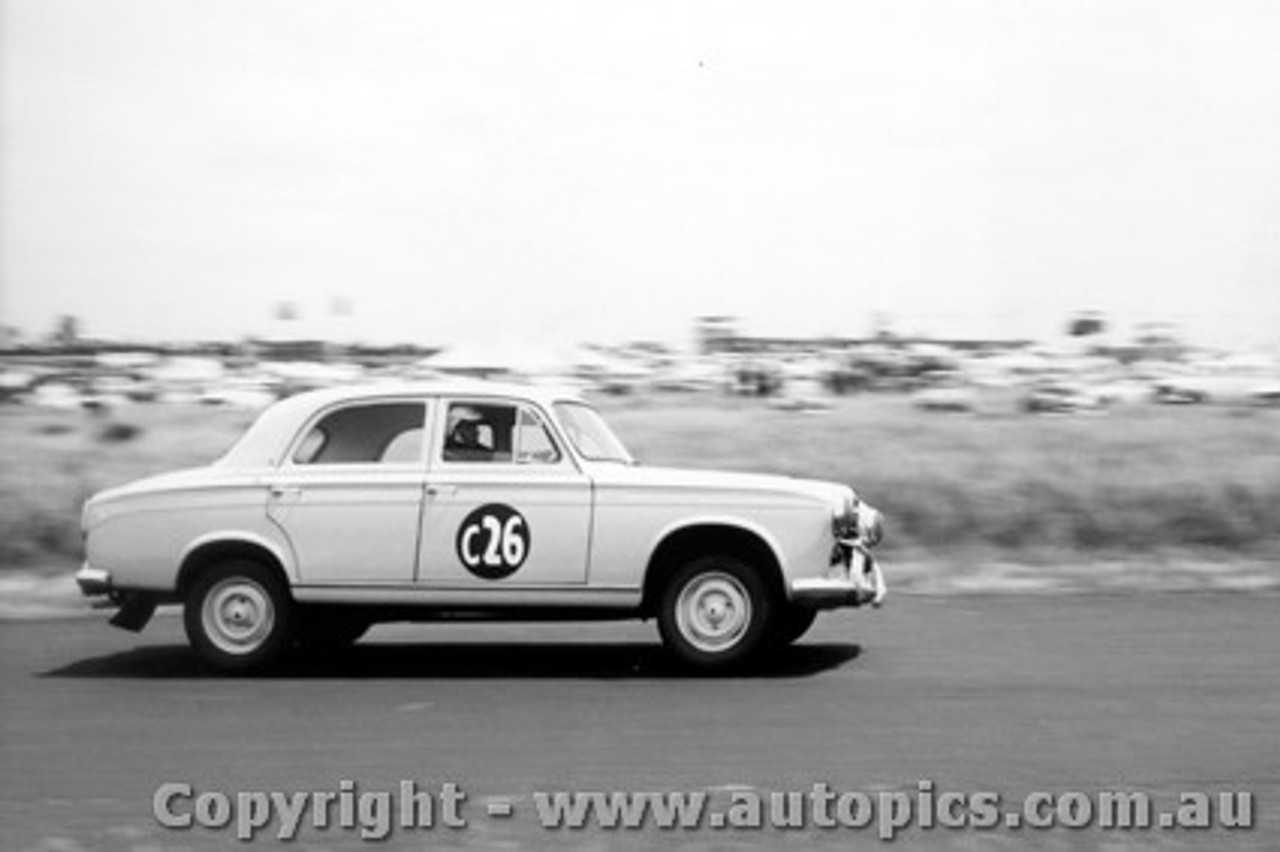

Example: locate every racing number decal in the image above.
[456,504,531,579]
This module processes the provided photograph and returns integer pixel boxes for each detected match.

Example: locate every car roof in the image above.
[281,380,586,409]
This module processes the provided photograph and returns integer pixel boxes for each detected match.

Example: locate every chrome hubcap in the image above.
[202,578,274,655]
[675,572,752,653]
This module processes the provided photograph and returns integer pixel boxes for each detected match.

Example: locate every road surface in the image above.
[2,593,1277,850]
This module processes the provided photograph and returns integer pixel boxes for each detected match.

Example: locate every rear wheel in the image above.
[658,556,773,670]
[184,560,292,672]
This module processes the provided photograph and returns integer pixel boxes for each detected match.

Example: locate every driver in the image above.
[451,418,482,449]
[444,408,491,461]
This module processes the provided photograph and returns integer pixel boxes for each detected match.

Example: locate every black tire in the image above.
[657,555,774,670]
[293,608,370,652]
[768,606,818,649]
[183,560,292,672]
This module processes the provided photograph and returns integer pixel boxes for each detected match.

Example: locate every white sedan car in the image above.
[78,382,885,671]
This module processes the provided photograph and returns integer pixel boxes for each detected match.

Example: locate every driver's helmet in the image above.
[447,406,486,447]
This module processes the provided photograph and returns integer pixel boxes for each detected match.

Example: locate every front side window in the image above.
[292,402,425,465]
[442,402,562,464]
[515,408,561,464]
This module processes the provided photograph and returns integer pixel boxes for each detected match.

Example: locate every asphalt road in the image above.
[2,593,1277,851]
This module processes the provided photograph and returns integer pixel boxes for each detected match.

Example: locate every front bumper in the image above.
[789,541,886,609]
[75,563,113,597]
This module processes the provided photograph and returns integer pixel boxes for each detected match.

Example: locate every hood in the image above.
[587,463,855,507]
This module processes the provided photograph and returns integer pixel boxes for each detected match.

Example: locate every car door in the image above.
[417,398,591,586]
[265,398,430,585]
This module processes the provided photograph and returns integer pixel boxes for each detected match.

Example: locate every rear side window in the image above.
[293,403,426,465]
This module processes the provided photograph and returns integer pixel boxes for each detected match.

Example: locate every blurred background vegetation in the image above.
[3,395,1278,573]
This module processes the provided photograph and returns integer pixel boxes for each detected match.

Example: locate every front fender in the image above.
[645,513,789,575]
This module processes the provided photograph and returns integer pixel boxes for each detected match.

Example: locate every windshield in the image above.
[553,402,633,463]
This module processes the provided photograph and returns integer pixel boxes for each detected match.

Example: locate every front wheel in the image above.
[658,556,774,670]
[768,606,818,649]
[184,560,292,672]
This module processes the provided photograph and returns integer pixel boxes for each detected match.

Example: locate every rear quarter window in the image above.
[292,402,426,465]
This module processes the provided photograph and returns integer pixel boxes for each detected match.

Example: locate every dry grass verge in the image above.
[2,395,1277,575]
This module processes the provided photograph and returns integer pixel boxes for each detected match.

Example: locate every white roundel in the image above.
[455,504,531,579]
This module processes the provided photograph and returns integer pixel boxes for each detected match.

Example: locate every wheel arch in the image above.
[176,534,293,600]
[641,521,785,616]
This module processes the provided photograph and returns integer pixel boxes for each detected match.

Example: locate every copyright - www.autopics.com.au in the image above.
[151,779,1257,842]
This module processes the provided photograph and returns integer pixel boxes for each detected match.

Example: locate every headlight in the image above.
[831,491,857,539]
[858,505,884,547]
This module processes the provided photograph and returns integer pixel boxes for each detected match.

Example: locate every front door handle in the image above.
[269,485,302,497]
[425,485,457,498]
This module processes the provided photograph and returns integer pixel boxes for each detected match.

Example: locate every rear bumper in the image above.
[789,543,886,610]
[76,563,157,632]
[75,564,113,597]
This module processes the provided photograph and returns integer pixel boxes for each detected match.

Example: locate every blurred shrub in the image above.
[96,422,143,444]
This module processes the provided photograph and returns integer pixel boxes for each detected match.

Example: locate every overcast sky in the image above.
[2,0,1278,350]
